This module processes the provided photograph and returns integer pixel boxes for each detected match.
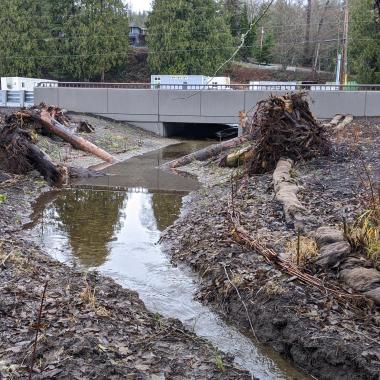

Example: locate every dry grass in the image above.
[346,162,380,265]
[285,236,318,265]
[80,275,111,318]
[346,207,380,265]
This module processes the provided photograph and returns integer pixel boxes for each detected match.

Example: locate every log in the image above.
[273,158,306,229]
[219,145,255,168]
[162,134,255,169]
[334,115,353,131]
[22,110,118,164]
[0,126,68,186]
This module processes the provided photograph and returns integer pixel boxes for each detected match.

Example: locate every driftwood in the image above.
[0,125,68,186]
[334,115,354,131]
[248,93,330,174]
[273,158,306,228]
[162,134,255,169]
[22,110,117,164]
[228,208,370,310]
[0,106,109,186]
[324,114,353,131]
[219,145,255,168]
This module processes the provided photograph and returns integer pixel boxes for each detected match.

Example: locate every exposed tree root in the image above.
[0,105,110,186]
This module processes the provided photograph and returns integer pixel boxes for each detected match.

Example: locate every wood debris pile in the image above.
[0,104,115,186]
[246,92,331,173]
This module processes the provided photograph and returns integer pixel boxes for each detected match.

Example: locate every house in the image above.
[129,23,146,47]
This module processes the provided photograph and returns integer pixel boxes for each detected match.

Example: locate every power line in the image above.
[0,37,375,61]
[3,17,377,45]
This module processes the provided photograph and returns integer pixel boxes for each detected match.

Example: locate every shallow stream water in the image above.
[27,142,310,380]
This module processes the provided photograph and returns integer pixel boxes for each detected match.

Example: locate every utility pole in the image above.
[340,0,349,86]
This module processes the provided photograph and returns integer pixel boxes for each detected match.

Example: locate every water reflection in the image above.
[43,190,125,267]
[28,142,310,380]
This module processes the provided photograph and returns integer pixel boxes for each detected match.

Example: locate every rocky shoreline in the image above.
[162,119,380,380]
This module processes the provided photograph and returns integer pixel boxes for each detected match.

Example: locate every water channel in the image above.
[26,141,309,380]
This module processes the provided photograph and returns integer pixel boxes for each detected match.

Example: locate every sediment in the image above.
[162,118,380,380]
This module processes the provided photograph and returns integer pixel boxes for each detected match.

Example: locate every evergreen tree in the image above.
[239,4,256,61]
[224,0,242,37]
[0,0,46,77]
[253,31,273,64]
[147,0,234,75]
[349,0,380,83]
[55,0,130,81]
[0,0,129,81]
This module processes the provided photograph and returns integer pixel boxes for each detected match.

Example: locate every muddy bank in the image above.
[0,116,251,378]
[162,119,380,380]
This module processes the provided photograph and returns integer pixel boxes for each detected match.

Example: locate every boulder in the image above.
[316,241,351,268]
[364,287,380,306]
[315,227,344,248]
[341,267,380,292]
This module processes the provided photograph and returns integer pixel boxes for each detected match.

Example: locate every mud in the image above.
[0,113,251,379]
[162,119,380,380]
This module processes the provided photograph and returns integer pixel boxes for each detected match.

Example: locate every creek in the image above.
[27,141,309,380]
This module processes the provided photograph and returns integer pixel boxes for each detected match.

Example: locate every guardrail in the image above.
[0,90,34,107]
[37,81,380,91]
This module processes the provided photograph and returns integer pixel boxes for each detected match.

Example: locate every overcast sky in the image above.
[127,0,152,13]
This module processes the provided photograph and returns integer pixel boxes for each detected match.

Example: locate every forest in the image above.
[0,0,378,83]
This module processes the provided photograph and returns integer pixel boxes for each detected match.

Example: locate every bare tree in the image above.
[303,0,312,65]
[312,0,330,71]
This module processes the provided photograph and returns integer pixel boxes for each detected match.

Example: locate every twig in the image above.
[29,281,48,380]
[1,251,13,267]
[223,264,258,341]
[228,209,370,310]
[296,230,301,266]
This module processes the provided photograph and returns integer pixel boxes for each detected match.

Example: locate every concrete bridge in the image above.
[35,84,380,136]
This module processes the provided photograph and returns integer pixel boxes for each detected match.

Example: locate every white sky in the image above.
[127,0,152,13]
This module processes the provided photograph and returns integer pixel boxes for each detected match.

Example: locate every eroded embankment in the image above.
[0,115,251,379]
[162,119,380,380]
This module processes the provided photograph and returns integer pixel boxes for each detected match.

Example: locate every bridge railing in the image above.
[0,90,34,107]
[36,82,380,92]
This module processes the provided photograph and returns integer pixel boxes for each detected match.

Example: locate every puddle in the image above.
[27,142,310,380]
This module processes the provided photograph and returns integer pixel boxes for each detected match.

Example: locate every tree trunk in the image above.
[0,126,68,186]
[303,0,312,65]
[313,0,330,71]
[162,134,255,169]
[31,110,118,164]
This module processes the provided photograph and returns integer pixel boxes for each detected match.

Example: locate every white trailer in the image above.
[151,75,230,90]
[1,77,57,91]
[249,81,297,91]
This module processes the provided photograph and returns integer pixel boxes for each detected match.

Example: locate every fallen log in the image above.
[273,158,306,229]
[219,145,255,168]
[323,114,344,127]
[162,134,255,170]
[0,125,68,186]
[334,115,354,131]
[25,110,118,164]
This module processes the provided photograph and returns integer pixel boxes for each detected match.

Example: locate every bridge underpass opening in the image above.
[163,122,238,139]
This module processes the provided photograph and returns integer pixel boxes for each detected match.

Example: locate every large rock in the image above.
[0,171,11,183]
[364,288,380,306]
[341,267,380,292]
[315,227,345,248]
[316,241,351,268]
